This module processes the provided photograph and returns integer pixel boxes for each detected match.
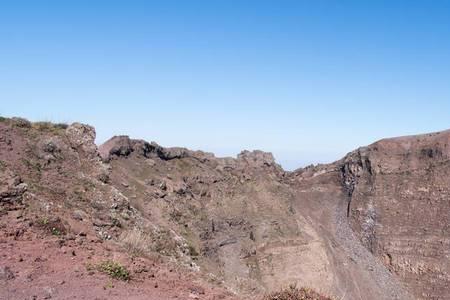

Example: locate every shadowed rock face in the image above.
[99,135,198,162]
[0,117,449,300]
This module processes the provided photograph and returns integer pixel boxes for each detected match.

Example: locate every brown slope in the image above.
[101,134,412,299]
[0,118,236,300]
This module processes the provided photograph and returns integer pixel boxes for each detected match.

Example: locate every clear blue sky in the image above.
[1,1,450,170]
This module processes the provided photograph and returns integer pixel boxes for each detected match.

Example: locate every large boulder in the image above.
[99,137,192,162]
[65,123,98,158]
[159,147,189,160]
[237,150,277,168]
[0,169,27,206]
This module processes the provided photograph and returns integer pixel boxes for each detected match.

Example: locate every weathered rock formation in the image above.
[340,130,450,299]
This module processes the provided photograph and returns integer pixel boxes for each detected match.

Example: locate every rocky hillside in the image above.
[0,116,449,300]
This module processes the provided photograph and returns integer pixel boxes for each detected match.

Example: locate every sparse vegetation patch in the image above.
[263,284,333,300]
[31,121,68,134]
[120,228,151,256]
[37,216,66,236]
[97,260,130,281]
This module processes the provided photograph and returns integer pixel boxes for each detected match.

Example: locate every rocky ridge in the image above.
[0,117,449,300]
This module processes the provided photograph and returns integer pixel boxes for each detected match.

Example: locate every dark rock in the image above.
[218,237,237,247]
[98,136,133,162]
[11,117,31,128]
[0,170,27,206]
[159,147,189,160]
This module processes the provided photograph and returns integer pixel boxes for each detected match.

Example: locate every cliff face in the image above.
[0,117,449,300]
[340,130,450,299]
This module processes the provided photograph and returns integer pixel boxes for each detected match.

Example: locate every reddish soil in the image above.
[0,209,236,300]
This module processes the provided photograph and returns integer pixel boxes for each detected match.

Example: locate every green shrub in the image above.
[51,227,61,236]
[97,261,130,281]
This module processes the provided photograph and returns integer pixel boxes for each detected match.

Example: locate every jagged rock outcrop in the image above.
[66,122,98,158]
[237,150,278,167]
[0,169,27,206]
[99,135,193,162]
[98,135,134,161]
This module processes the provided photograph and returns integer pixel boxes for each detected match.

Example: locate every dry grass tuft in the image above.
[263,284,333,300]
[31,121,68,134]
[120,227,182,257]
[120,228,152,256]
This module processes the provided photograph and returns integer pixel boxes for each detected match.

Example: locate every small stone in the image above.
[43,286,54,299]
[0,266,14,280]
[72,210,84,221]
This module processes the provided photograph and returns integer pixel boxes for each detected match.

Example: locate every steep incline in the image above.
[100,134,412,299]
[290,164,412,300]
[340,130,450,299]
